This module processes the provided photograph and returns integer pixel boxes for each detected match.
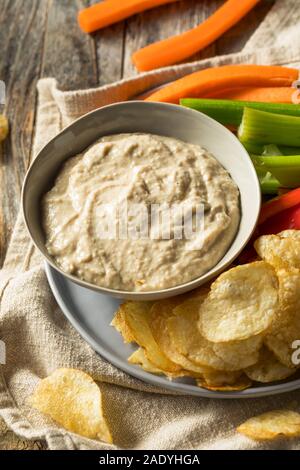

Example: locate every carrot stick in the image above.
[145,65,299,104]
[132,0,261,71]
[78,0,180,34]
[207,87,296,103]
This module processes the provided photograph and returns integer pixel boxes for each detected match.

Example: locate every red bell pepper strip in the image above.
[238,189,300,264]
[258,187,300,224]
[258,202,300,235]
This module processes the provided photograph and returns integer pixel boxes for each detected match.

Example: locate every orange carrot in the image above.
[132,0,261,71]
[78,0,180,34]
[145,65,299,104]
[208,86,295,103]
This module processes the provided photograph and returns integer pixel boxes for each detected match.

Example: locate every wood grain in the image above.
[0,0,49,265]
[0,0,275,450]
[216,0,276,55]
[41,0,98,90]
[122,0,215,77]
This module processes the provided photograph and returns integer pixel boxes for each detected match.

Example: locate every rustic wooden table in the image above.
[0,0,274,451]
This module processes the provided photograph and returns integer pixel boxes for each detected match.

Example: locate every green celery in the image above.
[238,108,300,147]
[263,144,300,156]
[180,98,300,127]
[252,158,280,194]
[279,145,300,155]
[262,144,283,156]
[260,173,280,194]
[242,141,300,155]
[254,155,300,188]
[242,141,264,154]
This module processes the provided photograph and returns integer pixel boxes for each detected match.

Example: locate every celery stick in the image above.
[264,144,300,156]
[242,141,300,155]
[238,108,300,147]
[255,155,300,167]
[242,141,264,154]
[279,145,300,155]
[260,174,280,194]
[254,155,300,188]
[262,144,283,156]
[252,158,280,194]
[180,99,300,127]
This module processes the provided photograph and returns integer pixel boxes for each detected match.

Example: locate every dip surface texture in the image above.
[42,133,240,291]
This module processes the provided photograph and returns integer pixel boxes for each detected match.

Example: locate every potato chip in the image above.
[199,262,278,342]
[119,301,181,373]
[263,267,300,368]
[213,336,262,370]
[263,267,300,348]
[202,369,241,386]
[128,348,204,378]
[266,335,299,369]
[245,347,296,383]
[197,373,251,391]
[272,267,300,329]
[111,307,135,343]
[278,229,300,240]
[150,297,210,376]
[265,313,300,369]
[31,368,112,443]
[254,234,300,270]
[128,348,164,375]
[168,297,240,371]
[237,410,300,440]
[198,382,251,392]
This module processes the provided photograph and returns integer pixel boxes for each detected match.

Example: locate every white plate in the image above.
[45,262,300,399]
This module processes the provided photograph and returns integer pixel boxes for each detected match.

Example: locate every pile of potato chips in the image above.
[112,230,300,391]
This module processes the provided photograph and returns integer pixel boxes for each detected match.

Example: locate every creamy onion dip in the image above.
[42,133,240,291]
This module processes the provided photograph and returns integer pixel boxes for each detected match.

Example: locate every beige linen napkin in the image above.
[1,0,300,450]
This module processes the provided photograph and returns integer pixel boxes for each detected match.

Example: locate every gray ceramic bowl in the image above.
[22,101,261,300]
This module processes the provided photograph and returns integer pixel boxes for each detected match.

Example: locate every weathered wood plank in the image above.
[87,0,125,86]
[123,0,223,77]
[94,21,125,86]
[0,0,49,266]
[122,0,276,77]
[216,0,276,55]
[41,0,98,90]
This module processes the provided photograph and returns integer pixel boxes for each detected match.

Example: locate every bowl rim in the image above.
[22,100,261,299]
